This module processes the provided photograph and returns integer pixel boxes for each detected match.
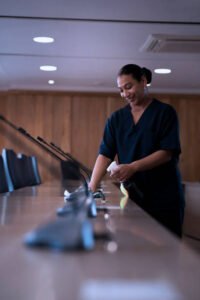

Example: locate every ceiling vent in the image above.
[140,34,200,53]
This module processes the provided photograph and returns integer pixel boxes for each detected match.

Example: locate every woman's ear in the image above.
[141,75,147,87]
[142,76,148,95]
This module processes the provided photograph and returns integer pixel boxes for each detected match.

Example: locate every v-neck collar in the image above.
[127,98,155,127]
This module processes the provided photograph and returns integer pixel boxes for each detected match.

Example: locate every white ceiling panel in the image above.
[0,0,200,93]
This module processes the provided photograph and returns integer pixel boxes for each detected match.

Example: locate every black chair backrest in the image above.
[0,155,9,193]
[2,149,41,190]
[2,149,14,192]
[26,155,41,186]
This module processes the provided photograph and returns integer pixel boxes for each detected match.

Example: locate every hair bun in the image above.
[142,67,152,84]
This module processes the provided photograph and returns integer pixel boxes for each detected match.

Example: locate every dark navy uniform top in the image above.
[99,99,184,214]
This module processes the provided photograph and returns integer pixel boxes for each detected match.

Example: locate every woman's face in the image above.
[117,74,147,107]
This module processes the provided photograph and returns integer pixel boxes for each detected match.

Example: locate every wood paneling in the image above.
[71,94,108,168]
[0,91,200,182]
[0,92,71,182]
[152,94,200,181]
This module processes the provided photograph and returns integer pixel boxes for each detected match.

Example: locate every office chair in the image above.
[1,149,14,192]
[16,153,42,187]
[27,155,41,185]
[0,155,9,193]
[2,148,41,190]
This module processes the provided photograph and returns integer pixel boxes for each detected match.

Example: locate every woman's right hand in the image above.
[110,163,136,182]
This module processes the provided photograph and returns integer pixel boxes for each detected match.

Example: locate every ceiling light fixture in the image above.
[48,80,55,85]
[154,68,171,74]
[40,65,57,71]
[33,36,54,43]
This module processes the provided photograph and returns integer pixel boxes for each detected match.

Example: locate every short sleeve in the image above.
[158,105,181,157]
[99,117,117,160]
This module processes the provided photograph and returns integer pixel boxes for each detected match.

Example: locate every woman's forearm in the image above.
[110,150,173,182]
[89,154,111,192]
[131,150,172,173]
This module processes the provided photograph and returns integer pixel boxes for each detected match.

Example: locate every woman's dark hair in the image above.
[118,64,152,84]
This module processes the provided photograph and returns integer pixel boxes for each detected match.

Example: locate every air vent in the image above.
[140,34,200,53]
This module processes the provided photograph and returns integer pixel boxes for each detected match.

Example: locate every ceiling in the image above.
[0,0,200,94]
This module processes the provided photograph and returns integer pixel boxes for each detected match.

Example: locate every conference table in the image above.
[0,180,199,300]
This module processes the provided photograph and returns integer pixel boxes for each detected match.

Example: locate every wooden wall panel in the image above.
[0,91,200,182]
[71,94,108,168]
[178,96,200,181]
[152,94,200,181]
[106,95,125,117]
[0,92,71,182]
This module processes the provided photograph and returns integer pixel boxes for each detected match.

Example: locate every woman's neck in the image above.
[131,96,153,113]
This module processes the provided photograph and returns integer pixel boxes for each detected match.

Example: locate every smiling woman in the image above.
[89,63,185,238]
[117,64,152,119]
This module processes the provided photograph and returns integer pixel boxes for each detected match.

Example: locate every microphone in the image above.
[17,128,91,190]
[37,136,80,180]
[37,136,90,185]
[0,115,96,251]
[57,185,97,218]
[45,140,105,201]
[0,115,97,216]
[0,115,65,163]
[37,136,91,181]
[17,128,65,163]
[0,116,92,212]
[51,142,92,178]
[36,136,98,216]
[0,114,86,181]
[23,210,95,251]
[36,138,97,217]
[23,164,96,251]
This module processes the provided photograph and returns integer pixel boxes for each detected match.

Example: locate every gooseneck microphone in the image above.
[34,138,97,218]
[0,114,89,183]
[17,128,64,162]
[0,114,64,163]
[0,115,115,252]
[37,137,105,201]
[0,114,96,251]
[51,142,92,178]
[0,114,100,214]
[37,136,91,181]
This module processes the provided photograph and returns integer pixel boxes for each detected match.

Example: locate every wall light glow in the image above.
[48,80,55,85]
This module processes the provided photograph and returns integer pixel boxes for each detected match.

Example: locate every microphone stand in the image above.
[0,114,87,185]
[0,115,63,163]
[36,137,97,217]
[37,136,91,181]
[0,115,104,250]
[38,138,106,201]
[0,114,97,203]
[51,142,92,177]
[0,115,113,243]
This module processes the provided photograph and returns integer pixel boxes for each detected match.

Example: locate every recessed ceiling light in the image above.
[40,65,57,71]
[154,68,171,74]
[33,36,54,43]
[48,80,55,85]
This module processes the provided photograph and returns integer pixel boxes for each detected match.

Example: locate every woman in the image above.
[89,64,185,237]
